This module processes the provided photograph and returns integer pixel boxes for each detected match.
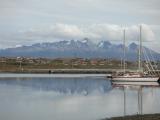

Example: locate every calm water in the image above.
[0,74,160,120]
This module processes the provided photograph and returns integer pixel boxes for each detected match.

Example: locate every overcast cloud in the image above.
[0,0,160,52]
[24,23,155,43]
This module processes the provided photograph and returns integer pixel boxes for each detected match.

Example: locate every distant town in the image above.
[0,57,160,73]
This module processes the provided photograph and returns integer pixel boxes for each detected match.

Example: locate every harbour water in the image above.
[0,74,160,120]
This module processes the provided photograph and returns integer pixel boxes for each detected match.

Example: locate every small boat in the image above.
[111,25,160,82]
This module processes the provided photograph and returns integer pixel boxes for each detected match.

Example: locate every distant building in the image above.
[99,61,105,66]
[28,59,34,64]
[90,60,97,65]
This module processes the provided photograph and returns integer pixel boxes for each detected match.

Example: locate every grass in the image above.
[102,114,160,120]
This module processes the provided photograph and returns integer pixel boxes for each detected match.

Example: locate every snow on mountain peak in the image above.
[98,41,104,47]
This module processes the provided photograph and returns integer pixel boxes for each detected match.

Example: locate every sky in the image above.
[0,0,160,52]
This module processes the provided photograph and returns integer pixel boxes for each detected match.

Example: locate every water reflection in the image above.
[0,75,160,120]
[112,81,160,116]
[0,77,112,95]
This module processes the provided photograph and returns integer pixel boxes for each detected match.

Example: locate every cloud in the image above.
[0,0,159,52]
[24,23,155,43]
[126,24,155,42]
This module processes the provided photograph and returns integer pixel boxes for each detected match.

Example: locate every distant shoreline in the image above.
[0,69,159,75]
[0,68,134,74]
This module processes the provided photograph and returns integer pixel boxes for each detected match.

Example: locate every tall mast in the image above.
[123,29,126,73]
[138,25,142,72]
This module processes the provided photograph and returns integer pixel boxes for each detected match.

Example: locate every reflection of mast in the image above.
[122,85,143,116]
[138,86,143,114]
[112,82,160,116]
[123,86,126,116]
[141,87,143,115]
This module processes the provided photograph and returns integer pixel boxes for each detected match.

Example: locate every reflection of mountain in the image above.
[0,39,159,60]
[0,77,112,95]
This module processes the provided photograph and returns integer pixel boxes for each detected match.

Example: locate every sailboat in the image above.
[111,25,160,82]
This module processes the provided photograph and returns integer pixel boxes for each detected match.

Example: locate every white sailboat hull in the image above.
[112,77,159,82]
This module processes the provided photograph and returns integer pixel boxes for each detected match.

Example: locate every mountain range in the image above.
[0,38,160,60]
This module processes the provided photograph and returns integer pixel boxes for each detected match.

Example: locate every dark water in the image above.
[0,74,160,120]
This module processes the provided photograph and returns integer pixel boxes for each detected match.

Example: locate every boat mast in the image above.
[138,25,142,72]
[123,29,126,73]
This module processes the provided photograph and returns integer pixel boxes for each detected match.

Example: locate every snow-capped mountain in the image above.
[98,41,112,49]
[0,39,159,60]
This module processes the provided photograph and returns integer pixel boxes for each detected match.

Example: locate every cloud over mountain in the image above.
[25,23,155,43]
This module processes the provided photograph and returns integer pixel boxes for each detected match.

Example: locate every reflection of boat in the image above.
[112,81,160,115]
[112,81,160,87]
[111,26,160,82]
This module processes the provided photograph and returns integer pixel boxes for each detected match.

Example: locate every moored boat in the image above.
[111,25,160,82]
[112,74,159,82]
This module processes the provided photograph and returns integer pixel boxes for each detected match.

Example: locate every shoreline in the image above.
[0,73,107,78]
[0,68,135,74]
[102,113,160,120]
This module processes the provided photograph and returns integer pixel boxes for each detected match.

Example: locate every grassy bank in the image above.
[102,114,160,120]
